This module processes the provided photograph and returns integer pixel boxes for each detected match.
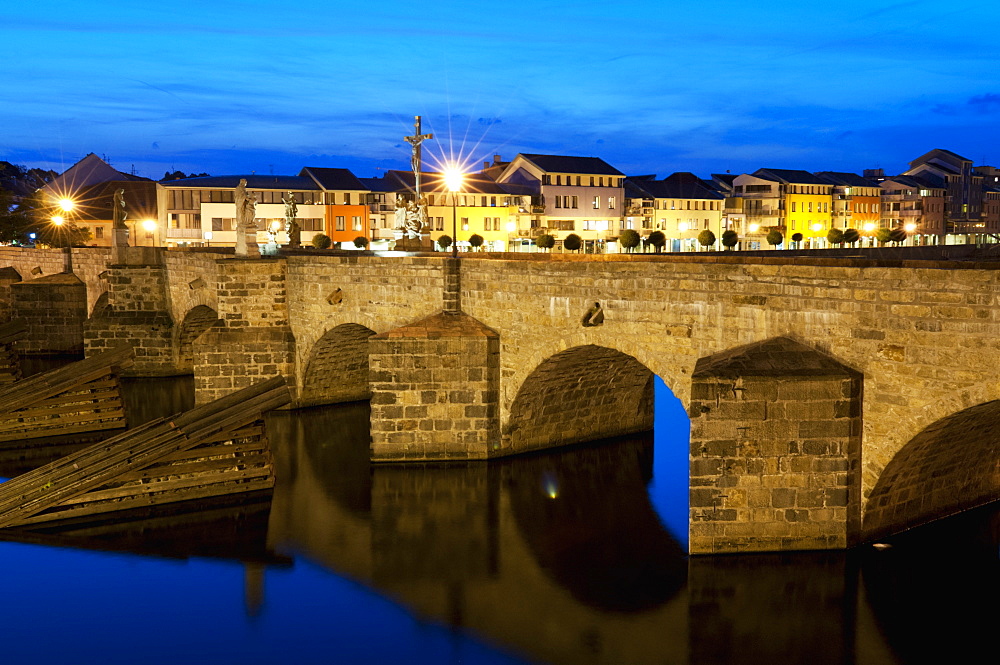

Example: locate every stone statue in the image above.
[234,179,260,258]
[394,201,408,231]
[404,200,423,239]
[112,188,129,249]
[282,191,300,248]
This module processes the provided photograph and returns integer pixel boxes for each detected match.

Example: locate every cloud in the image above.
[477,117,502,126]
[968,93,1000,114]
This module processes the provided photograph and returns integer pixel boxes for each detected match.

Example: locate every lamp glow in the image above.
[811,223,823,232]
[142,219,157,232]
[58,198,75,212]
[506,221,516,233]
[863,222,876,232]
[51,215,64,225]
[444,166,464,193]
[748,223,760,233]
[678,222,689,232]
[904,222,916,233]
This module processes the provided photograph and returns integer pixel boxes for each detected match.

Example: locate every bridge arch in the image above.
[299,323,377,407]
[503,344,659,455]
[176,305,220,373]
[863,399,1000,541]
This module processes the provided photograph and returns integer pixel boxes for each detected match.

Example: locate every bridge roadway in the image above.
[1,245,998,553]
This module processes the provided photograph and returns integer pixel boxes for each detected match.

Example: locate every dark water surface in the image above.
[0,375,996,664]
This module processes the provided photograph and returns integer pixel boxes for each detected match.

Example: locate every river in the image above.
[0,373,996,664]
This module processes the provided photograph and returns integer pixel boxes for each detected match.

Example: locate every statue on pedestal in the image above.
[112,188,129,249]
[282,191,300,248]
[235,179,260,258]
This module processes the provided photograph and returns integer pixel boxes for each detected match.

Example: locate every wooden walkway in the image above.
[0,376,291,529]
[0,345,133,444]
[0,320,27,384]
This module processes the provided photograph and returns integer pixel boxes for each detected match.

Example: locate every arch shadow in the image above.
[503,344,655,456]
[176,305,220,373]
[298,323,377,408]
[864,399,1000,541]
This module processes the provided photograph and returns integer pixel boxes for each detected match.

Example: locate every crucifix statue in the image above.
[401,115,433,240]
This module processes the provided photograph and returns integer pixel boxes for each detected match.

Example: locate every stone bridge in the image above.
[0,245,997,554]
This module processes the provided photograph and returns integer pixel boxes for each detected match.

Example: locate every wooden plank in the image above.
[54,465,274,506]
[0,346,134,414]
[0,378,291,528]
[15,476,276,526]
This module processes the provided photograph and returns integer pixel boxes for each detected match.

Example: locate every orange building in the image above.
[815,172,881,233]
[300,167,371,245]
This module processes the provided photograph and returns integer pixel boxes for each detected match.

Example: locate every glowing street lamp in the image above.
[863,222,876,232]
[904,222,916,233]
[748,223,760,233]
[444,166,464,258]
[51,215,65,226]
[58,198,75,212]
[811,223,823,232]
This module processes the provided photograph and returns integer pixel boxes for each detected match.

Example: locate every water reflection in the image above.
[0,375,996,664]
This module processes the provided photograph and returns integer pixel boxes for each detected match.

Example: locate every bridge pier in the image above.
[84,257,177,375]
[12,273,88,356]
[193,258,295,405]
[369,312,500,461]
[688,338,862,554]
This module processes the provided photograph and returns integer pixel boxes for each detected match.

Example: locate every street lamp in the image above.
[51,215,65,226]
[444,166,464,258]
[58,198,75,212]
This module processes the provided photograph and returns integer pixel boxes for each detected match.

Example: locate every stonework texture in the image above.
[370,312,499,461]
[83,263,178,376]
[11,273,88,355]
[688,338,862,553]
[193,258,295,404]
[299,322,375,407]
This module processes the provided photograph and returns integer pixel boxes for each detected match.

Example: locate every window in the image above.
[590,177,595,186]
[435,217,444,231]
[352,216,362,231]
[593,196,600,209]
[211,217,236,231]
[572,196,578,208]
[300,218,323,231]
[608,197,616,209]
[461,218,469,231]
[792,202,797,212]
[95,226,104,239]
[481,196,487,207]
[555,198,562,209]
[555,175,561,185]
[336,216,345,231]
[490,196,497,207]
[344,193,351,205]
[599,177,604,186]
[576,176,581,186]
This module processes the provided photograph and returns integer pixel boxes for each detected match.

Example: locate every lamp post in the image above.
[444,167,464,258]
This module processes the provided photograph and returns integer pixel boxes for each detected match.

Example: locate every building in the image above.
[625,173,725,251]
[157,175,326,248]
[877,175,946,243]
[496,154,625,252]
[814,172,882,237]
[300,167,371,246]
[904,149,985,239]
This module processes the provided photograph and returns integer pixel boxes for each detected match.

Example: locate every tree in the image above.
[889,228,907,245]
[468,233,484,251]
[353,236,369,249]
[535,233,555,252]
[721,229,739,250]
[791,232,803,248]
[697,229,716,250]
[647,230,666,253]
[875,228,892,245]
[563,233,582,252]
[311,233,332,249]
[39,222,92,248]
[618,228,640,253]
[827,228,844,246]
[0,188,30,244]
[437,234,453,251]
[843,228,860,245]
[766,229,784,248]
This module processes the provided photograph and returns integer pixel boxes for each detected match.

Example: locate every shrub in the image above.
[843,228,860,245]
[647,230,666,253]
[721,229,739,249]
[563,233,582,252]
[468,233,484,251]
[436,234,453,251]
[311,233,332,249]
[352,236,369,249]
[827,228,844,245]
[697,229,716,249]
[618,228,640,252]
[766,229,784,247]
[876,228,893,245]
[535,233,555,251]
[889,228,907,244]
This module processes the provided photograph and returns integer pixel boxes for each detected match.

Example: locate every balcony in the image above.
[530,205,546,214]
[900,209,922,217]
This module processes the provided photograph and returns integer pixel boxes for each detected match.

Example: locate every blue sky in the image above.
[2,0,997,180]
